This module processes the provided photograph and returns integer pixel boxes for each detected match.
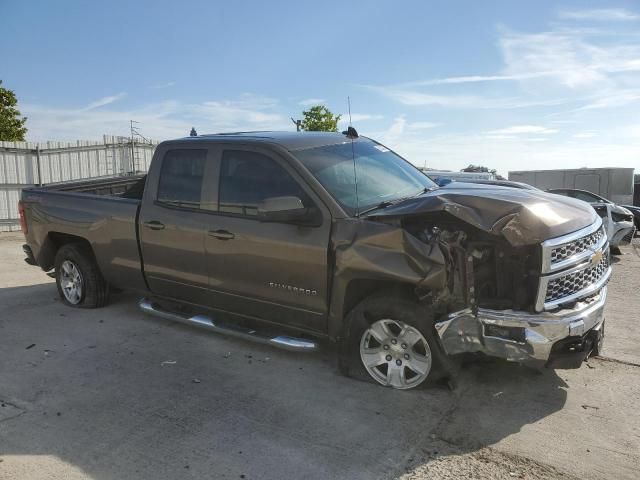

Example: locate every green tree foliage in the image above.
[0,80,28,141]
[300,105,341,132]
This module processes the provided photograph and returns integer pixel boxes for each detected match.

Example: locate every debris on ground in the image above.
[223,352,231,359]
[581,404,599,410]
[25,344,36,350]
[399,442,580,480]
[161,360,177,366]
[192,378,201,384]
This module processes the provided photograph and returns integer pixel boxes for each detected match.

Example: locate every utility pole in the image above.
[130,120,149,174]
[291,117,302,132]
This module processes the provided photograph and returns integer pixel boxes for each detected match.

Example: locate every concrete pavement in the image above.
[0,233,639,480]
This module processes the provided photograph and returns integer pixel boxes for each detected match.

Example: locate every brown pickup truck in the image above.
[19,130,610,389]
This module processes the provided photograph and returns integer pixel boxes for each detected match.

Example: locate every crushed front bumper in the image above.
[435,288,607,367]
[610,223,635,247]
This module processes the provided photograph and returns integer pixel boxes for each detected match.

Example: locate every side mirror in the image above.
[258,196,316,225]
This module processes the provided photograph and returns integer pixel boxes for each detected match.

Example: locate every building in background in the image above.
[508,168,635,206]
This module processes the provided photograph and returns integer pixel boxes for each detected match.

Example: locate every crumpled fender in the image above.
[328,218,447,337]
[367,185,597,247]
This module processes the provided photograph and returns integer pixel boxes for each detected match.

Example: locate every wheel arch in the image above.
[39,232,95,271]
[329,277,421,340]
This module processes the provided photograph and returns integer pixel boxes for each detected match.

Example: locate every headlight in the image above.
[612,211,633,222]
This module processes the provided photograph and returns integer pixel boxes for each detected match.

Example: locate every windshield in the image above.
[294,139,437,215]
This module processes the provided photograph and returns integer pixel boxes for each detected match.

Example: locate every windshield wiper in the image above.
[358,201,397,216]
[411,186,437,197]
[358,187,437,217]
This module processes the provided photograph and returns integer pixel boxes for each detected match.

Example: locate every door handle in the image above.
[208,229,235,240]
[144,221,165,230]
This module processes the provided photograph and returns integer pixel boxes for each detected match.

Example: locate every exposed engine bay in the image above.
[403,214,541,314]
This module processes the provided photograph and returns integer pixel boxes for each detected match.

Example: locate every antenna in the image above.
[347,96,359,217]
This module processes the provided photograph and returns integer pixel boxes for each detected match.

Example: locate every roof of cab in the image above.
[162,131,365,151]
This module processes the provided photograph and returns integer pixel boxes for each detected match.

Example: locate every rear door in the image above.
[139,145,218,305]
[203,146,331,333]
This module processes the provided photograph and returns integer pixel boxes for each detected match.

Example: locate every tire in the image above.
[338,293,449,390]
[54,243,109,308]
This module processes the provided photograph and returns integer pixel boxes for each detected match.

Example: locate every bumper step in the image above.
[138,298,319,352]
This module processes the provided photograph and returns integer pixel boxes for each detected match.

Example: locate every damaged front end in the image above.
[338,186,610,368]
[433,216,610,368]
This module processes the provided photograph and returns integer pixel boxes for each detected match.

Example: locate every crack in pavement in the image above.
[0,398,27,423]
[597,355,640,368]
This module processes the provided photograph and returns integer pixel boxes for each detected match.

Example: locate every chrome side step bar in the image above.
[138,298,319,352]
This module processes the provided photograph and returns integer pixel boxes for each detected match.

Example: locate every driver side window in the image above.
[218,150,312,217]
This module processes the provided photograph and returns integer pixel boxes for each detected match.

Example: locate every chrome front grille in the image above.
[537,218,612,311]
[545,253,609,303]
[550,227,604,265]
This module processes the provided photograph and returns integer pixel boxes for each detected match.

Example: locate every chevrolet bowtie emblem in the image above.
[590,248,603,268]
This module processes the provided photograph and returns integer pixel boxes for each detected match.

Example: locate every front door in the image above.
[204,147,331,333]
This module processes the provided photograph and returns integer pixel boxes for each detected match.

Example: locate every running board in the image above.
[138,298,318,352]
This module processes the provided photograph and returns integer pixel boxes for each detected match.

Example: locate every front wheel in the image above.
[339,294,447,390]
[54,243,109,308]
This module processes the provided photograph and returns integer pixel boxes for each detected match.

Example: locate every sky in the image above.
[1,0,639,175]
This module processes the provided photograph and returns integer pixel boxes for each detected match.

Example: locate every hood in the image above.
[369,183,598,246]
[612,204,632,215]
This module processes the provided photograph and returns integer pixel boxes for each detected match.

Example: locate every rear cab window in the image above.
[156,149,207,209]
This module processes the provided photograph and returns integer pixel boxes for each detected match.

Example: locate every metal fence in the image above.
[0,135,157,231]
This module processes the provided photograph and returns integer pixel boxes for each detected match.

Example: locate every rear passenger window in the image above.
[219,150,311,216]
[157,149,207,209]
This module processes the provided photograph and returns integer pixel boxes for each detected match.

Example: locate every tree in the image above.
[300,105,341,132]
[0,80,28,141]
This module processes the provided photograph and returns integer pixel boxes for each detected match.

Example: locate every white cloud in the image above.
[150,81,176,89]
[381,131,640,175]
[578,90,640,110]
[396,72,550,87]
[83,93,126,111]
[365,84,569,109]
[487,125,558,135]
[558,9,639,22]
[298,98,325,106]
[407,121,440,131]
[22,93,292,142]
[572,131,597,139]
[337,113,384,130]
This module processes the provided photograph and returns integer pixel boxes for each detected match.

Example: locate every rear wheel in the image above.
[339,294,447,389]
[54,243,109,308]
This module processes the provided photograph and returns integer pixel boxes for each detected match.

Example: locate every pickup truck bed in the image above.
[21,175,147,292]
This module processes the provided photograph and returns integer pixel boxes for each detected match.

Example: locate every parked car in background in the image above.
[548,189,636,250]
[442,179,539,190]
[423,170,495,186]
[622,205,640,231]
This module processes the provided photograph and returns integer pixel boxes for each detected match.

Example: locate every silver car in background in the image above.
[548,189,636,250]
